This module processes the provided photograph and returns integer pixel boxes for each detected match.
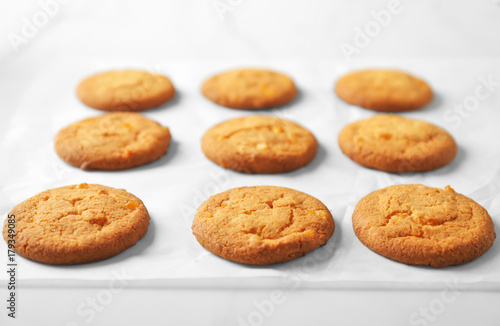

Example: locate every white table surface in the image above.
[1,1,500,325]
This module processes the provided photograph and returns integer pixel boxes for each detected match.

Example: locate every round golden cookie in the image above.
[192,186,335,265]
[201,68,297,109]
[202,115,317,173]
[77,70,175,111]
[352,184,496,268]
[335,69,433,111]
[55,112,171,170]
[338,115,457,172]
[2,183,150,265]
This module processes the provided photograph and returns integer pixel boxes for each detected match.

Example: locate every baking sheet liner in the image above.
[1,57,499,290]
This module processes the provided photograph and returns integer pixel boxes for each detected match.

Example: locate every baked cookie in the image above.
[202,115,317,173]
[2,183,150,265]
[192,186,335,265]
[201,68,297,109]
[335,69,433,111]
[77,70,175,111]
[55,112,171,170]
[352,184,496,268]
[338,115,457,172]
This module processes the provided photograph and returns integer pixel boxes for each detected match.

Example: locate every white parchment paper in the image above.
[1,57,499,290]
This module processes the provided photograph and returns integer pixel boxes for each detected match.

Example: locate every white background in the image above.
[1,0,500,325]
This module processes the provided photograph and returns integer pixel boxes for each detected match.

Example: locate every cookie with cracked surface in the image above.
[202,115,317,173]
[2,183,150,265]
[55,112,171,170]
[77,70,175,111]
[201,68,297,109]
[338,115,457,172]
[192,186,335,265]
[352,184,496,268]
[335,69,433,111]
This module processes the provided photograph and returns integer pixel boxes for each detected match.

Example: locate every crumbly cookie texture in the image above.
[55,112,171,170]
[192,186,335,265]
[352,184,496,268]
[335,69,433,111]
[201,68,297,109]
[77,70,175,111]
[338,114,457,172]
[202,115,317,173]
[2,183,150,265]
